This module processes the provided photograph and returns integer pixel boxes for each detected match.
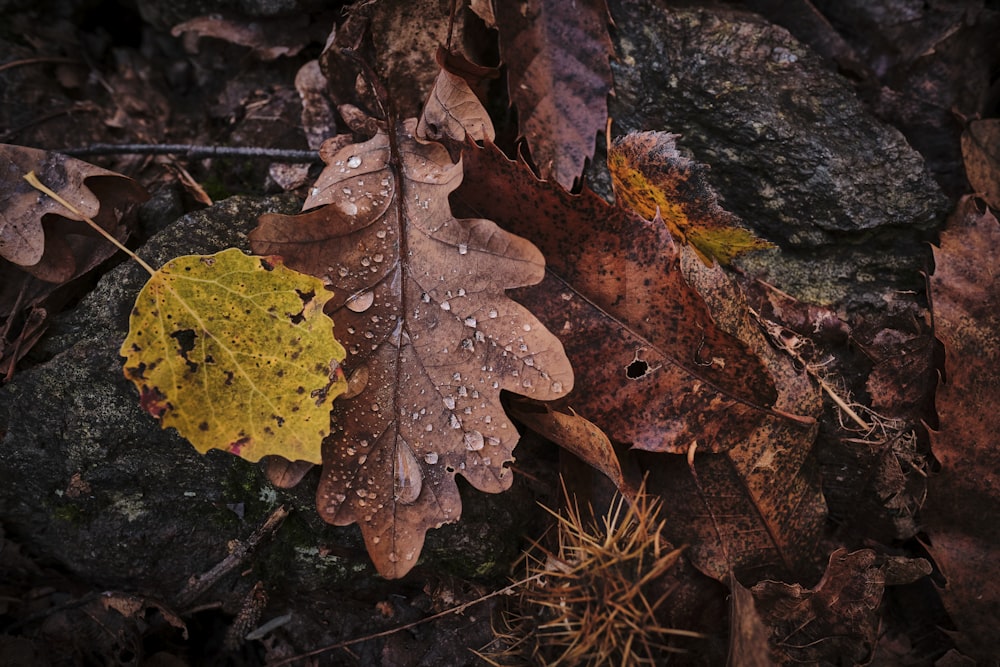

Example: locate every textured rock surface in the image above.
[0,195,533,605]
[604,0,950,311]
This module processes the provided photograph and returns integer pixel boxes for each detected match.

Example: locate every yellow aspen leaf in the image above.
[120,248,347,464]
[608,130,773,266]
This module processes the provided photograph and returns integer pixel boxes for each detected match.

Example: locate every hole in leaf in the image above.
[626,358,650,380]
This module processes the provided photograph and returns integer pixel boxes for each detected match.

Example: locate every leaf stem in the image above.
[23,170,156,277]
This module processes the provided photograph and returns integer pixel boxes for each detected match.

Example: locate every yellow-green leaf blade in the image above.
[609,130,773,266]
[120,248,347,464]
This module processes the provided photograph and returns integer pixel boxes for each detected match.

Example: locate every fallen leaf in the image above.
[454,140,779,455]
[727,573,772,667]
[924,195,1000,661]
[0,144,145,272]
[609,131,773,266]
[495,0,614,189]
[418,62,495,145]
[170,14,325,61]
[751,548,931,665]
[960,118,1000,210]
[1,145,146,380]
[121,248,347,464]
[507,397,632,499]
[250,119,573,579]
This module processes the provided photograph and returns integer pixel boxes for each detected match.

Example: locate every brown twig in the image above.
[175,505,289,609]
[61,143,320,162]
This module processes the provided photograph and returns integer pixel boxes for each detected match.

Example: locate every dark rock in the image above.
[603,0,950,311]
[0,194,535,609]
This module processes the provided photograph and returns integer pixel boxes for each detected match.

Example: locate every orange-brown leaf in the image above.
[925,196,1000,661]
[961,119,1000,211]
[250,120,573,578]
[608,131,773,266]
[455,140,777,455]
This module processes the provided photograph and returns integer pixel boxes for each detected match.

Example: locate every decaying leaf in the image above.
[751,548,931,665]
[170,14,327,61]
[495,0,614,189]
[0,144,146,273]
[1,145,147,380]
[727,573,771,667]
[647,251,825,583]
[250,118,573,578]
[608,131,773,266]
[455,140,779,455]
[507,397,631,500]
[121,248,347,464]
[925,196,1000,661]
[418,64,495,145]
[961,118,1000,211]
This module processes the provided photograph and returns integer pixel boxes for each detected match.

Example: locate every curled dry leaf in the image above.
[507,397,631,500]
[250,119,573,578]
[121,249,347,464]
[609,131,773,266]
[925,196,1000,661]
[495,0,614,189]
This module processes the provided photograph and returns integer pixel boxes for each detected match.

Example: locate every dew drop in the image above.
[411,412,420,421]
[372,536,380,544]
[394,443,422,504]
[347,291,375,312]
[443,396,456,410]
[388,552,398,562]
[463,407,472,415]
[522,378,533,388]
[310,187,320,197]
[440,301,451,311]
[464,431,485,450]
[452,372,462,382]
[458,243,468,255]
[373,253,384,263]
[475,331,485,342]
[522,324,532,331]
[426,423,434,432]
[371,403,380,412]
[341,201,358,216]
[524,357,535,367]
[424,452,438,464]
[342,187,352,195]
[347,155,362,168]
[457,385,468,397]
[421,292,431,303]
[464,317,477,328]
[492,381,499,389]
[358,454,367,464]
[457,288,466,297]
[481,457,491,466]
[360,256,371,267]
[551,381,564,393]
[449,414,462,429]
[488,309,498,318]
[338,266,349,277]
[376,229,387,239]
[347,326,356,334]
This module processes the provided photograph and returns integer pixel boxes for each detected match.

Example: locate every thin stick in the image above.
[266,573,545,666]
[23,171,157,276]
[0,56,82,73]
[62,143,320,162]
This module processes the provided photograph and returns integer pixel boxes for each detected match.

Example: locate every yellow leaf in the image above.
[608,130,773,266]
[120,248,347,464]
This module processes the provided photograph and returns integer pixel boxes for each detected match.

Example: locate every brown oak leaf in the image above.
[250,119,573,578]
